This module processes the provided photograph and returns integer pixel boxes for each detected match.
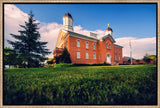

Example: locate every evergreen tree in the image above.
[59,47,71,63]
[7,11,51,68]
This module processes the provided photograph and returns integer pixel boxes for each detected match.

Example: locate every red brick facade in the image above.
[53,13,123,65]
[54,30,123,65]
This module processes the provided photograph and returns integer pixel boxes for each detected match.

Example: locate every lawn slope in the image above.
[4,65,157,105]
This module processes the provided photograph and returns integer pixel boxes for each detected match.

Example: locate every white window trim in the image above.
[93,43,96,50]
[106,43,108,48]
[93,53,96,59]
[86,42,89,49]
[77,51,80,59]
[86,52,89,59]
[115,55,117,60]
[77,40,80,47]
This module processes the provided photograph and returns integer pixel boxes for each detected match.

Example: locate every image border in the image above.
[0,0,159,108]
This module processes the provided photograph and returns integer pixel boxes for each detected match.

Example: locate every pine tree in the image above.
[7,11,51,68]
[59,47,72,63]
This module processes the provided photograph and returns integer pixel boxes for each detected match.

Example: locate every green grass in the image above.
[4,65,157,105]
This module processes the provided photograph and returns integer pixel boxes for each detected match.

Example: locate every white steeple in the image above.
[105,24,113,36]
[62,13,73,31]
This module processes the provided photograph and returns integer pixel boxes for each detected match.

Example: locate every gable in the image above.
[56,29,69,48]
[101,35,116,43]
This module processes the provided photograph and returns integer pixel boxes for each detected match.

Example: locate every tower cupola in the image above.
[62,13,73,31]
[105,24,113,36]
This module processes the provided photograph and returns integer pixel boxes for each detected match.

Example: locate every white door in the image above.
[106,54,111,64]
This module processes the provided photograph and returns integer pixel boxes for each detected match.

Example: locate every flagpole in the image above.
[130,40,132,65]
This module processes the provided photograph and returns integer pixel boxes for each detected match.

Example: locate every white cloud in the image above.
[74,25,104,38]
[115,37,156,59]
[4,4,28,47]
[39,22,63,58]
[4,4,156,60]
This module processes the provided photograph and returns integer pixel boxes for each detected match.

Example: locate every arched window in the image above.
[86,42,88,49]
[106,43,108,48]
[109,43,111,49]
[77,40,80,47]
[93,43,95,50]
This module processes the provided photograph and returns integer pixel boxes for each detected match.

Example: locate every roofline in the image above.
[100,35,116,43]
[67,31,98,42]
[114,44,123,48]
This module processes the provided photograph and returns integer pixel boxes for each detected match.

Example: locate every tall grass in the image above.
[4,65,157,105]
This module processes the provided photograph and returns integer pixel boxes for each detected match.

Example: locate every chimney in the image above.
[89,32,97,38]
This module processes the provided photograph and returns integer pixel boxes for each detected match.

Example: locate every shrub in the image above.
[59,47,72,63]
[54,63,73,68]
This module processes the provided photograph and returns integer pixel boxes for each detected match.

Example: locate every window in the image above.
[68,19,70,25]
[93,43,95,50]
[86,42,88,49]
[99,53,100,59]
[106,43,108,48]
[115,48,117,53]
[119,49,120,53]
[93,53,96,59]
[99,44,100,50]
[86,52,89,59]
[77,51,80,59]
[109,44,111,49]
[119,56,120,61]
[115,55,117,60]
[77,40,80,47]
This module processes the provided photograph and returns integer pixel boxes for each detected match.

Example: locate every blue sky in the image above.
[15,4,156,39]
[5,4,156,59]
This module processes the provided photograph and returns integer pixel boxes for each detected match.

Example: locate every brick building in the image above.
[53,13,123,65]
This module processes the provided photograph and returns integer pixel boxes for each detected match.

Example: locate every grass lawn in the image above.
[3,65,157,105]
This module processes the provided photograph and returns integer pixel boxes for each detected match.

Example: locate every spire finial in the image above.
[108,23,109,27]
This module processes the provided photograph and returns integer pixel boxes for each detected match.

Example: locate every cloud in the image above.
[39,22,63,56]
[115,37,156,59]
[4,4,156,60]
[74,25,105,38]
[4,4,28,47]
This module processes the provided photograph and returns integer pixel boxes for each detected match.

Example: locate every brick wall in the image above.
[54,30,123,65]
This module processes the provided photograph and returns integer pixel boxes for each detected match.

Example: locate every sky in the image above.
[4,4,156,59]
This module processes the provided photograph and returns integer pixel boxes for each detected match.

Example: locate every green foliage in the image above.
[146,54,156,60]
[59,47,71,63]
[4,65,157,105]
[54,63,73,68]
[47,58,54,64]
[143,54,156,64]
[4,47,24,68]
[7,11,51,68]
